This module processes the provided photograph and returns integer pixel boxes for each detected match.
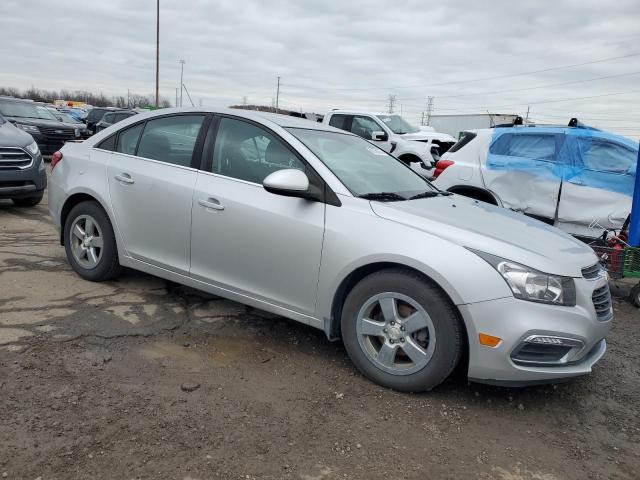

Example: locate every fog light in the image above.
[479,333,502,347]
[529,336,564,345]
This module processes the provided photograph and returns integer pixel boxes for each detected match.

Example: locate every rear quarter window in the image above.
[490,133,556,160]
[447,131,477,153]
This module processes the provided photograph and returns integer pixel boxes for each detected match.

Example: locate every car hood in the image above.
[4,116,72,129]
[370,194,598,277]
[0,120,33,148]
[400,132,457,142]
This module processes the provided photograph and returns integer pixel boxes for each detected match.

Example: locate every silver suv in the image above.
[48,108,612,391]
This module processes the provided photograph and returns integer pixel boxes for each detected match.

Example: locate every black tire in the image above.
[341,269,463,392]
[630,283,640,308]
[12,193,44,207]
[63,201,121,282]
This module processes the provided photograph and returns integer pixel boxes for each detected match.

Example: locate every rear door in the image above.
[481,130,563,220]
[106,114,208,274]
[190,116,325,315]
[556,133,637,237]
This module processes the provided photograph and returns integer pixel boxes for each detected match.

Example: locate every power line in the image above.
[283,52,640,92]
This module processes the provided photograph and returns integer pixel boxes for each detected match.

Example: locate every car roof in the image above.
[327,110,388,116]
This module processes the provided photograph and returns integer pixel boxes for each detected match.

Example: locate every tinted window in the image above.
[579,139,637,173]
[490,133,556,160]
[350,116,382,140]
[288,128,435,197]
[448,131,476,153]
[102,113,115,123]
[328,114,350,131]
[212,117,304,184]
[87,109,108,123]
[136,115,204,167]
[97,134,117,151]
[114,112,132,122]
[116,123,144,155]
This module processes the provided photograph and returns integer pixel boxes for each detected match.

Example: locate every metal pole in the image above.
[175,87,178,107]
[155,0,159,109]
[629,144,640,246]
[182,83,195,107]
[275,76,280,114]
[179,60,185,107]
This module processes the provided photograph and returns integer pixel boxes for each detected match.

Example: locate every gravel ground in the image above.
[0,188,639,480]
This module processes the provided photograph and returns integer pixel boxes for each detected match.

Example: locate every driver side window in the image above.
[350,116,382,140]
[212,118,305,184]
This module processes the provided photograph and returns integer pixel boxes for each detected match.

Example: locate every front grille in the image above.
[39,126,76,139]
[592,285,613,321]
[511,343,572,364]
[582,263,604,280]
[0,147,33,169]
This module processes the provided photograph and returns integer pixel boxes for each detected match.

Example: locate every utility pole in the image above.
[525,105,530,123]
[175,87,178,107]
[387,94,397,114]
[426,96,434,126]
[242,95,248,106]
[127,89,130,109]
[178,59,185,107]
[154,0,159,109]
[275,76,281,114]
[182,83,195,107]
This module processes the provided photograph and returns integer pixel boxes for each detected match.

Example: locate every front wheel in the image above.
[63,201,122,281]
[341,269,463,392]
[630,283,640,308]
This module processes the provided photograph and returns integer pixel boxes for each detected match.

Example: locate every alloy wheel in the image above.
[70,214,104,269]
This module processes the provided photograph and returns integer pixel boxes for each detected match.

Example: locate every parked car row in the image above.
[48,107,612,392]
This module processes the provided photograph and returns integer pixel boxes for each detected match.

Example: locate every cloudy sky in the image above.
[2,0,640,138]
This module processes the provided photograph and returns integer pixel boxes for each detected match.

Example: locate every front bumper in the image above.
[0,153,47,199]
[460,278,612,385]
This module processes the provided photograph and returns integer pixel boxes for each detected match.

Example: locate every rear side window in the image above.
[136,115,205,167]
[116,123,144,155]
[102,113,114,123]
[490,133,556,160]
[448,132,476,153]
[350,116,381,140]
[114,113,132,122]
[87,109,107,123]
[328,114,351,131]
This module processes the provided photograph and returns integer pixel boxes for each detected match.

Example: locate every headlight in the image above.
[470,250,576,306]
[25,141,39,155]
[16,123,40,134]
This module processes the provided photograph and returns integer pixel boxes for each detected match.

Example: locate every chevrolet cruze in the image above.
[48,108,613,391]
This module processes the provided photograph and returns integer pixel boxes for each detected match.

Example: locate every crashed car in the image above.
[432,123,639,239]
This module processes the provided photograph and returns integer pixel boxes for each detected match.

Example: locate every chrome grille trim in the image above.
[0,147,33,170]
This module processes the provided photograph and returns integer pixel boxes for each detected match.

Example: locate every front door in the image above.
[190,116,325,315]
[556,132,637,237]
[106,114,206,274]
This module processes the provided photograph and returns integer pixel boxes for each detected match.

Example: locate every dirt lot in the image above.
[1,187,639,480]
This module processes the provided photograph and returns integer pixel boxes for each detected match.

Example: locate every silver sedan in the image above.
[48,108,612,391]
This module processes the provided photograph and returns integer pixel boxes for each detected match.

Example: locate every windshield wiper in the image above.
[358,192,407,202]
[409,190,452,200]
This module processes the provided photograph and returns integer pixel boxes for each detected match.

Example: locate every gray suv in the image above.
[0,113,46,206]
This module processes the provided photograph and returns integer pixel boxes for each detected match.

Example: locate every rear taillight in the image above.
[51,151,63,170]
[432,159,454,179]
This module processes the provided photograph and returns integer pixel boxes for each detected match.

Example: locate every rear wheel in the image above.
[63,201,121,281]
[11,192,44,207]
[341,269,463,392]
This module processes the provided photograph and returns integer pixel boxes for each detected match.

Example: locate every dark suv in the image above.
[95,110,136,133]
[85,107,119,134]
[0,113,47,206]
[0,97,77,155]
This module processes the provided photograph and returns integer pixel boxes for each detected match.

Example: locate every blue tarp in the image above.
[486,126,638,197]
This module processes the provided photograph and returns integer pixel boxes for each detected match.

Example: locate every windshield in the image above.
[58,112,81,123]
[287,128,437,198]
[0,101,57,120]
[375,115,420,134]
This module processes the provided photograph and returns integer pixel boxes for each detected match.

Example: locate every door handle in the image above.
[114,173,135,184]
[198,197,225,211]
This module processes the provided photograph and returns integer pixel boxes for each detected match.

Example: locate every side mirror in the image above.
[263,169,310,197]
[371,131,387,141]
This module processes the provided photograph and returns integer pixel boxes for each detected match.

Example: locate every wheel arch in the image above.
[326,262,469,365]
[447,185,500,206]
[59,192,113,245]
